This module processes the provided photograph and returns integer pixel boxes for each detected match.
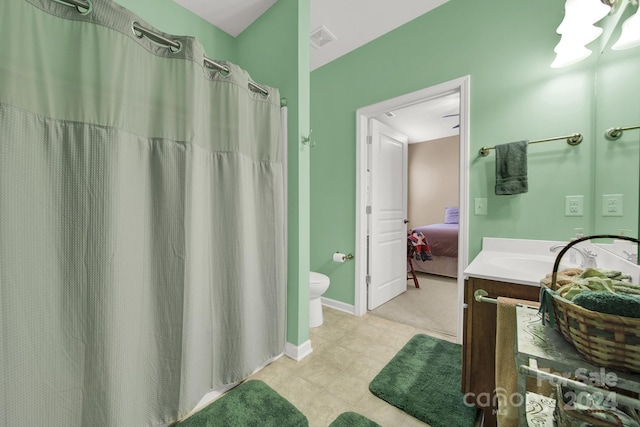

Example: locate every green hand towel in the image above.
[495,140,528,195]
[573,291,640,318]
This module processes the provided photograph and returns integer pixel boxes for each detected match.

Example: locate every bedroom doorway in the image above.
[354,76,470,343]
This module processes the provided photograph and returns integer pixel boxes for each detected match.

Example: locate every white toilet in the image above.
[309,272,330,328]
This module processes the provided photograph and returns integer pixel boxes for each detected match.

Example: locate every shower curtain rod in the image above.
[54,0,270,98]
[478,132,583,157]
[59,0,90,9]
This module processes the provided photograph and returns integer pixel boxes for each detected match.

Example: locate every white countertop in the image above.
[464,237,640,287]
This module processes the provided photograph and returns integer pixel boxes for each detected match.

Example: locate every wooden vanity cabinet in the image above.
[462,277,540,427]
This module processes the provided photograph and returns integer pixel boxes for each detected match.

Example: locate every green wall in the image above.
[236,0,311,347]
[310,0,601,305]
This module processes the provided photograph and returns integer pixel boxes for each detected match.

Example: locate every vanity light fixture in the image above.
[612,2,640,50]
[551,0,612,68]
[552,41,593,68]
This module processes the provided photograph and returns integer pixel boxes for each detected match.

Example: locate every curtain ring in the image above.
[53,0,92,15]
[203,58,232,78]
[132,21,182,54]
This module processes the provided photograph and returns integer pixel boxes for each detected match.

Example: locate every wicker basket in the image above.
[541,234,640,373]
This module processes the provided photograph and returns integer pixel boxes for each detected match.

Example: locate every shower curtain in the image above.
[0,1,285,426]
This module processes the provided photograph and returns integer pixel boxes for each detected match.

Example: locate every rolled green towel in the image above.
[613,282,640,295]
[583,277,616,292]
[573,291,640,318]
[580,268,608,279]
[559,277,615,300]
[581,268,632,281]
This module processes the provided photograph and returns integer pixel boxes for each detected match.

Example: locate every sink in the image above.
[465,237,640,287]
[488,256,566,277]
[482,255,573,285]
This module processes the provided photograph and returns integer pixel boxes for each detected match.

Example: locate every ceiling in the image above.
[174,0,457,143]
[374,91,460,143]
[175,0,448,70]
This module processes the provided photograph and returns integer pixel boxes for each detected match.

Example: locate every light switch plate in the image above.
[602,194,623,217]
[565,195,583,216]
[474,198,488,215]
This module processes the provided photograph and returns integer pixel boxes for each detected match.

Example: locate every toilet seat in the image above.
[310,272,330,286]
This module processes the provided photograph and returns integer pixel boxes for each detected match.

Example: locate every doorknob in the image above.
[404,219,409,224]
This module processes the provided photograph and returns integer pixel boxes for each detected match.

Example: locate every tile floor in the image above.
[247,306,466,427]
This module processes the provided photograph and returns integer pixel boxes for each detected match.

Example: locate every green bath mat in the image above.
[369,334,477,427]
[177,380,308,427]
[329,411,381,427]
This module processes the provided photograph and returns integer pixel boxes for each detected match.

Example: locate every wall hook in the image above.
[301,130,316,147]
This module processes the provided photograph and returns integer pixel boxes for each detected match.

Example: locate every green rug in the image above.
[329,411,381,427]
[177,380,308,427]
[369,334,477,427]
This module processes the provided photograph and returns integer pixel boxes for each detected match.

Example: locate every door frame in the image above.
[354,75,470,343]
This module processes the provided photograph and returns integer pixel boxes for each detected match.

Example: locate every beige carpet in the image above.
[371,273,458,337]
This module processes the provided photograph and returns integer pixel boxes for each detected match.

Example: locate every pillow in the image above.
[444,207,459,224]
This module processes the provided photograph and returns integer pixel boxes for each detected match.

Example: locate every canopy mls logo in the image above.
[463,367,620,412]
[542,367,618,389]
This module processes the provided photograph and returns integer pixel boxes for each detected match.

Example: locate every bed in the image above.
[409,207,459,278]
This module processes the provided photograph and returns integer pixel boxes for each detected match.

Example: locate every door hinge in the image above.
[366,275,371,285]
[366,135,373,145]
[366,205,372,214]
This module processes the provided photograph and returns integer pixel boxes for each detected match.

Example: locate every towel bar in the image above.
[479,133,583,157]
[474,289,497,304]
[605,124,640,141]
[474,289,538,308]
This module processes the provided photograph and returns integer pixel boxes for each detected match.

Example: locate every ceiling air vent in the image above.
[310,25,337,50]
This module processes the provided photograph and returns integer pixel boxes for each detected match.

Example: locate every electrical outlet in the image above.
[474,198,487,215]
[602,194,623,217]
[565,195,583,216]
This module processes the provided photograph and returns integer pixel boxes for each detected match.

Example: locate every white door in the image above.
[367,119,408,310]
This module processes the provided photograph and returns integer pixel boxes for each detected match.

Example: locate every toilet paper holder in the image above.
[334,252,354,261]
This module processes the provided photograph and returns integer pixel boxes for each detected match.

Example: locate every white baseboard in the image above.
[321,296,356,315]
[284,339,313,361]
[282,298,357,363]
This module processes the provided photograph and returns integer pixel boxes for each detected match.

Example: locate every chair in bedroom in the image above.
[406,236,420,288]
[407,256,420,288]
